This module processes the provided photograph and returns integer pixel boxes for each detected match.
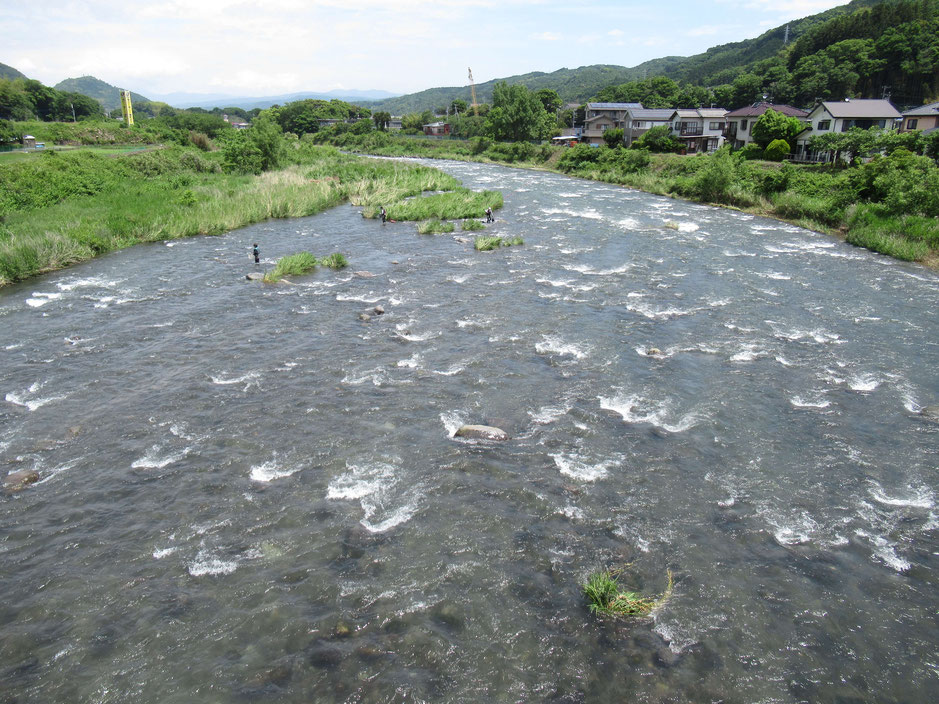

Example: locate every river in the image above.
[1,158,937,703]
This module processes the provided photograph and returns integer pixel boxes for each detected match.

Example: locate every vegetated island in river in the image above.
[312,127,939,269]
[0,124,502,287]
[2,114,936,286]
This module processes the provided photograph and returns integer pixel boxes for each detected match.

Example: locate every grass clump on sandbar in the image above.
[474,235,523,251]
[461,219,485,231]
[583,568,673,618]
[262,251,347,283]
[417,219,455,234]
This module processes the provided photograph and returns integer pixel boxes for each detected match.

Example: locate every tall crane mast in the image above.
[468,67,479,116]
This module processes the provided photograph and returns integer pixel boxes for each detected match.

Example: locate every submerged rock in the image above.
[358,313,371,322]
[920,405,939,422]
[4,469,39,493]
[454,425,509,441]
[647,348,662,356]
[246,272,264,281]
[354,271,376,278]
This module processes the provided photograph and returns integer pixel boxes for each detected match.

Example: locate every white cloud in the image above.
[535,31,562,41]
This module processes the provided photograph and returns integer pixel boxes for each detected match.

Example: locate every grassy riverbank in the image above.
[315,130,939,267]
[0,142,496,286]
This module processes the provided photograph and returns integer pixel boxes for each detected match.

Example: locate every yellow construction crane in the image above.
[468,67,479,116]
[119,89,134,126]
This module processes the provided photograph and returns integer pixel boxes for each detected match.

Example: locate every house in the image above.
[423,122,450,136]
[793,99,902,162]
[22,135,36,149]
[723,102,808,149]
[670,108,728,153]
[624,108,676,146]
[387,117,403,130]
[899,101,939,133]
[581,102,642,145]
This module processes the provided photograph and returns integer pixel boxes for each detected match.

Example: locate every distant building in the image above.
[670,108,728,153]
[22,135,36,149]
[581,102,642,145]
[387,117,403,130]
[423,122,450,136]
[623,108,675,147]
[899,101,939,133]
[794,99,901,162]
[723,102,808,149]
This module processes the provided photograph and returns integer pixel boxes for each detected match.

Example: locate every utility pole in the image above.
[783,24,789,45]
[70,103,76,122]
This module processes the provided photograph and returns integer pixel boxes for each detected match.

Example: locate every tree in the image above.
[449,99,468,115]
[631,125,682,153]
[750,109,805,150]
[485,81,548,142]
[372,111,391,130]
[603,128,624,149]
[535,89,562,114]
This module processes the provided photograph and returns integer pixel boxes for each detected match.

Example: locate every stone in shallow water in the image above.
[3,469,39,493]
[246,272,264,281]
[920,405,939,422]
[454,425,509,441]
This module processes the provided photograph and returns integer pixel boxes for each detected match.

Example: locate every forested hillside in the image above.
[362,61,685,114]
[365,0,938,113]
[0,62,27,81]
[54,76,149,113]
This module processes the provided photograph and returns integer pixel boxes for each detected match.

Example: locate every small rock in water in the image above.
[920,405,939,422]
[358,313,371,322]
[354,271,376,278]
[654,647,681,668]
[454,425,509,441]
[647,348,662,356]
[333,622,353,639]
[246,272,264,281]
[373,305,385,315]
[4,469,39,493]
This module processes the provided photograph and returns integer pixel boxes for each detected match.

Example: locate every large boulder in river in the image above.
[454,425,509,441]
[920,406,939,423]
[4,469,39,493]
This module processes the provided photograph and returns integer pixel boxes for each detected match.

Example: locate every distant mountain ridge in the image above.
[155,89,401,111]
[0,62,27,81]
[53,76,149,113]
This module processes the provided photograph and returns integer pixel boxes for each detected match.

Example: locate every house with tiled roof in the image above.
[899,101,939,134]
[670,108,729,153]
[723,102,808,149]
[581,102,643,145]
[793,99,902,162]
[624,108,676,146]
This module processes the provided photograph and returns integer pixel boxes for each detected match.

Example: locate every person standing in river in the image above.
[252,243,260,264]
[485,207,494,223]
[380,207,387,225]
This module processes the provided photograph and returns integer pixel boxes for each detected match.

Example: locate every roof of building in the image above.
[902,101,939,117]
[818,99,901,119]
[725,102,808,118]
[630,108,675,120]
[586,102,643,110]
[674,109,699,118]
[423,122,449,127]
[697,108,729,118]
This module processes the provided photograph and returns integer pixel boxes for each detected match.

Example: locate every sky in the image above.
[2,0,851,100]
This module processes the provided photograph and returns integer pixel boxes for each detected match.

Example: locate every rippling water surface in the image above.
[2,159,937,703]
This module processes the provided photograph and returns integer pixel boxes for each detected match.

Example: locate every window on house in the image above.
[601,124,609,131]
[709,122,724,130]
[906,119,918,129]
[740,120,748,131]
[817,120,831,130]
[633,121,644,128]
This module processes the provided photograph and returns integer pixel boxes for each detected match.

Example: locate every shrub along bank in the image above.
[0,140,496,286]
[316,128,939,267]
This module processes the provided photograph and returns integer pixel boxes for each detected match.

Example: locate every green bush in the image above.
[485,141,536,163]
[417,219,454,234]
[461,219,485,231]
[737,144,764,160]
[764,139,790,162]
[557,143,602,172]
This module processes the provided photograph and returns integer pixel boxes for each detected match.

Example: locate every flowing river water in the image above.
[1,158,937,703]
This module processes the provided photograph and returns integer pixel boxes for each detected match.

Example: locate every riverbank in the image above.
[0,143,500,286]
[313,130,939,269]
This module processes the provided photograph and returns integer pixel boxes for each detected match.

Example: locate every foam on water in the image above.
[869,482,934,509]
[250,457,302,483]
[440,411,467,437]
[5,381,66,411]
[210,371,261,391]
[529,402,572,424]
[26,292,63,308]
[188,552,238,576]
[131,445,191,469]
[848,374,881,392]
[328,460,421,533]
[56,275,119,291]
[551,452,619,482]
[599,392,699,433]
[535,335,590,360]
[542,207,604,220]
[153,547,177,559]
[790,395,831,409]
